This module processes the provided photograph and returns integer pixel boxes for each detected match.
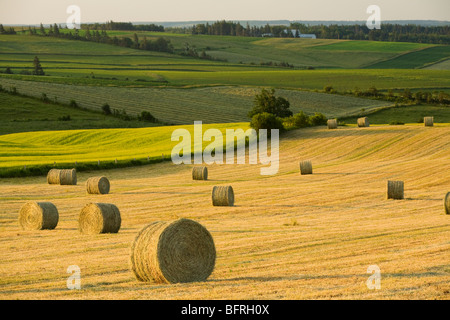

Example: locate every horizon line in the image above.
[3,19,450,26]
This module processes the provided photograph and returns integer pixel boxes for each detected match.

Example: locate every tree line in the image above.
[25,23,174,54]
[291,23,450,44]
[189,21,292,38]
[2,20,449,44]
[23,23,223,61]
[0,24,16,34]
[248,89,328,134]
[323,85,450,106]
[84,21,164,32]
[2,22,223,62]
[180,20,450,44]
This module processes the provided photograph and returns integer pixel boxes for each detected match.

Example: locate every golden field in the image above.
[0,124,449,300]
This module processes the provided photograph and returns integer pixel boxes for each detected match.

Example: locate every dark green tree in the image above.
[94,30,101,42]
[32,56,45,75]
[310,112,328,126]
[118,37,133,47]
[101,103,112,115]
[153,37,173,53]
[85,26,92,41]
[41,93,50,103]
[248,89,293,118]
[140,36,148,50]
[133,33,139,49]
[139,111,157,122]
[250,112,284,136]
[39,23,46,35]
[53,23,60,36]
[69,99,78,108]
[292,111,311,128]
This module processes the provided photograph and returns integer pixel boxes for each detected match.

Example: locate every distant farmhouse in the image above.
[298,33,317,39]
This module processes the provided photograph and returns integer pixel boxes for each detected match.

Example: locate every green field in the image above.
[156,69,450,91]
[3,68,450,92]
[341,104,450,125]
[73,31,439,68]
[1,34,449,93]
[0,122,249,169]
[1,33,449,75]
[0,78,392,124]
[365,46,450,69]
[1,21,450,303]
[0,32,449,175]
[0,92,159,135]
[0,35,266,86]
[424,58,450,70]
[2,117,448,176]
[311,40,429,53]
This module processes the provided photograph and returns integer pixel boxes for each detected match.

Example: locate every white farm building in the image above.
[298,33,316,39]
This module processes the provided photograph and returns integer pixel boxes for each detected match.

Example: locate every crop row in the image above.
[0,78,389,124]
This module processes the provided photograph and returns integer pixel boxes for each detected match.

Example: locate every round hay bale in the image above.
[78,203,121,234]
[86,176,110,194]
[444,192,450,215]
[387,180,404,200]
[424,117,434,127]
[192,166,208,180]
[212,186,234,206]
[129,218,216,283]
[60,168,77,185]
[327,119,338,129]
[299,160,313,175]
[357,117,370,127]
[47,169,61,185]
[18,201,59,230]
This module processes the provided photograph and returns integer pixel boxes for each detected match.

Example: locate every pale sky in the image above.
[0,0,449,24]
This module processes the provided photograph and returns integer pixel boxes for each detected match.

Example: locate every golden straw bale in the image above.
[212,186,234,206]
[192,166,208,180]
[19,201,59,230]
[387,180,404,200]
[86,176,110,194]
[327,119,337,129]
[78,203,121,234]
[299,160,313,175]
[129,218,216,283]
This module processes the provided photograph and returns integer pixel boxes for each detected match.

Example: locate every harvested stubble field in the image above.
[0,78,390,124]
[0,125,449,299]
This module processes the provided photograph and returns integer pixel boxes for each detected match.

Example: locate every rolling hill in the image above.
[0,122,250,170]
[0,91,158,135]
[0,30,449,300]
[0,124,448,299]
[0,79,392,125]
